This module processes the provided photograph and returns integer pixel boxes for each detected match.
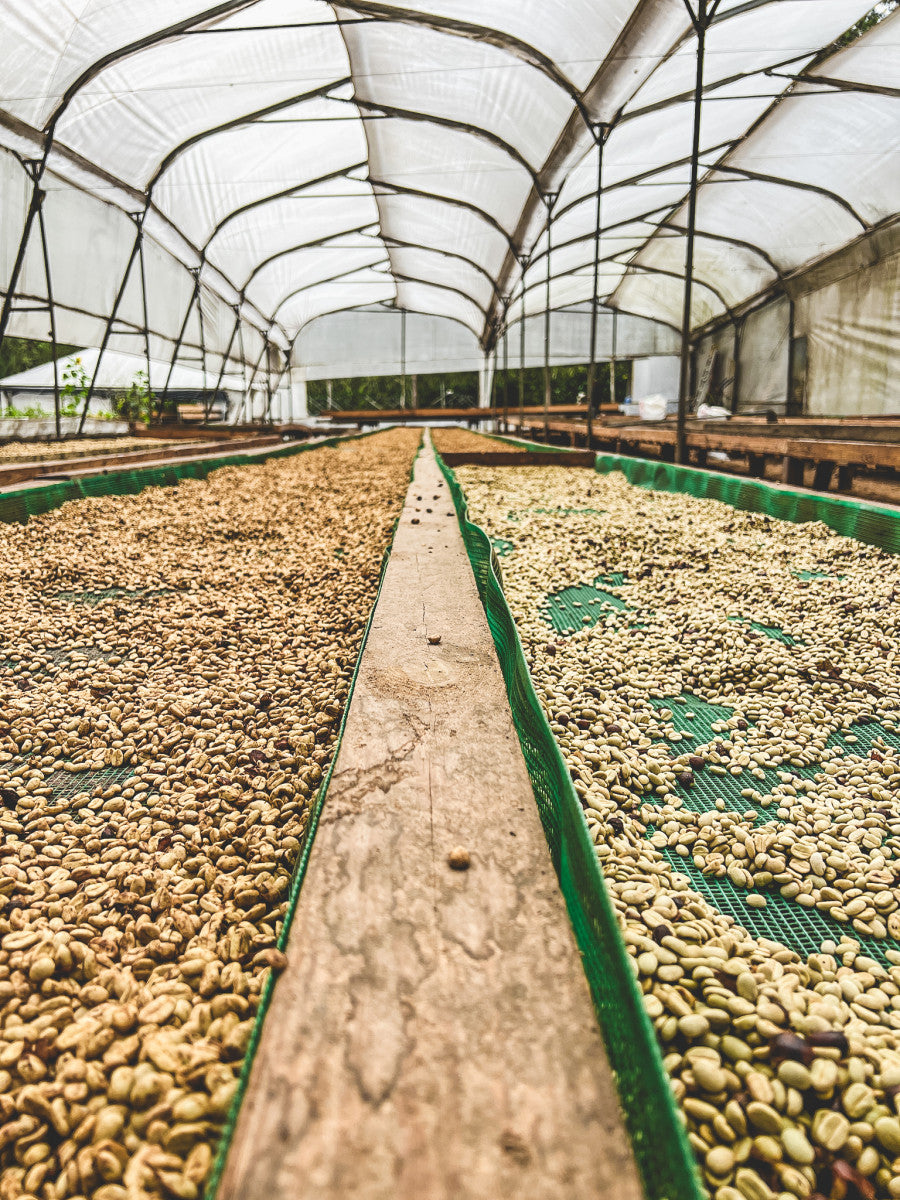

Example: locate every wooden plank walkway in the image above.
[219,434,643,1200]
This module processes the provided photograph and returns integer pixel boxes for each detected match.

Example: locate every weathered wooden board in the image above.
[440,449,595,467]
[219,435,643,1200]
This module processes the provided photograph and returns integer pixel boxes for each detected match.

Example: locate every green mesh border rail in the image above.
[0,429,386,526]
[434,448,705,1200]
[593,453,900,554]
[204,431,421,1200]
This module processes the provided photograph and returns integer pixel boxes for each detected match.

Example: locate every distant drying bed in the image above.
[0,437,204,462]
[458,462,900,1200]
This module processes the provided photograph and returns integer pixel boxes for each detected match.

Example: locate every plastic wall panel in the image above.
[797,249,900,416]
[735,296,790,414]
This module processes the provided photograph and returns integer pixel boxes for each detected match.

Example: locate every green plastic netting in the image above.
[594,452,900,553]
[437,441,900,1200]
[435,449,705,1200]
[0,433,377,526]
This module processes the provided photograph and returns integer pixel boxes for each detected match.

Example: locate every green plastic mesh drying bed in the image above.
[436,443,900,1200]
[0,431,382,527]
[202,434,423,1199]
[435,450,705,1200]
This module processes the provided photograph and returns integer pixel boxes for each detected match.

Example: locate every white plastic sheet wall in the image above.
[797,248,900,416]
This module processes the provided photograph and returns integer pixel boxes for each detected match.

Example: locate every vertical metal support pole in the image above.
[0,158,47,351]
[732,316,742,413]
[502,319,509,433]
[208,307,242,422]
[197,286,209,419]
[785,297,796,416]
[263,338,274,424]
[490,342,499,418]
[160,270,200,418]
[137,219,152,423]
[586,130,604,452]
[77,208,148,434]
[400,308,407,409]
[609,309,618,408]
[677,0,708,465]
[35,194,61,440]
[543,202,554,442]
[236,317,248,424]
[246,334,270,421]
[519,308,526,430]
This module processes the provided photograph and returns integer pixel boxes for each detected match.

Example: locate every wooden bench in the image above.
[175,402,208,424]
[505,416,900,493]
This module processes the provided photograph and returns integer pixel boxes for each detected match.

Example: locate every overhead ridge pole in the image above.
[137,215,153,426]
[160,268,201,420]
[586,125,607,454]
[542,194,556,444]
[33,180,61,441]
[677,0,720,464]
[77,201,150,434]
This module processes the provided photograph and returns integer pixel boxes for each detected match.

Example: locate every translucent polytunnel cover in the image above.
[0,0,896,376]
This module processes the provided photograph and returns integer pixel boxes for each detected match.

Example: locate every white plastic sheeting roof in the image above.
[0,0,896,374]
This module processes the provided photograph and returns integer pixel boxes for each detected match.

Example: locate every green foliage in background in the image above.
[114,370,154,424]
[0,336,79,381]
[308,361,632,415]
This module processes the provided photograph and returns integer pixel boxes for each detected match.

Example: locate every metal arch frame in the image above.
[386,271,491,324]
[701,163,869,230]
[242,224,378,289]
[160,269,202,411]
[273,262,490,340]
[489,294,686,344]
[487,0,886,351]
[42,2,261,135]
[0,2,261,355]
[548,139,738,226]
[270,266,396,325]
[328,0,589,111]
[347,97,543,190]
[202,161,371,253]
[295,300,481,345]
[146,78,354,191]
[613,259,737,323]
[268,256,396,321]
[76,201,152,434]
[521,207,785,295]
[205,305,243,422]
[0,0,891,388]
[368,179,519,254]
[511,238,734,322]
[0,153,62,433]
[241,229,502,310]
[380,239,506,307]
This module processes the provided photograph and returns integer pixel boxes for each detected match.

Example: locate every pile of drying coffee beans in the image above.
[458,461,900,1200]
[0,428,419,1200]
